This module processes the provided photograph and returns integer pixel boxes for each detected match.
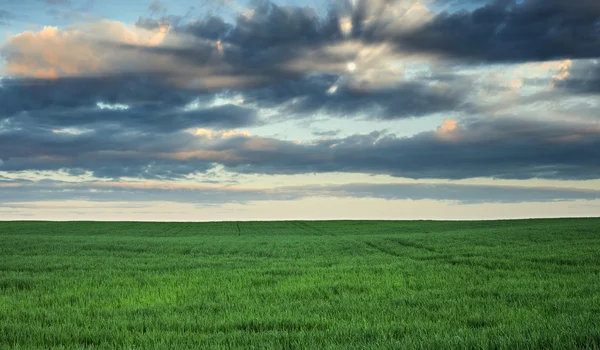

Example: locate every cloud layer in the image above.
[1,115,599,180]
[2,179,600,204]
[1,0,599,213]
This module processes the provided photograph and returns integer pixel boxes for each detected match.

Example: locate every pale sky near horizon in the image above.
[1,0,599,220]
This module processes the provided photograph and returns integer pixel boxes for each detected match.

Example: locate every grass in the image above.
[1,218,599,349]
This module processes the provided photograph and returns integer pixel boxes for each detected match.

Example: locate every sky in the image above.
[0,0,599,221]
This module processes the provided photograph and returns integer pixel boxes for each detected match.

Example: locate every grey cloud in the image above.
[1,0,599,183]
[295,183,600,204]
[155,2,340,47]
[554,59,600,94]
[0,69,466,135]
[170,0,593,64]
[394,0,600,62]
[207,118,600,180]
[0,126,216,179]
[2,181,600,204]
[2,116,600,180]
[126,2,345,90]
[240,74,469,119]
[0,184,271,204]
[11,103,258,132]
[123,0,600,103]
[0,70,466,181]
[181,16,234,41]
[313,129,341,137]
[0,75,197,113]
[134,17,165,30]
[8,0,576,129]
[0,75,259,134]
[226,3,340,50]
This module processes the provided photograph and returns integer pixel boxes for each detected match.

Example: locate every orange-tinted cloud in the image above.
[2,21,172,79]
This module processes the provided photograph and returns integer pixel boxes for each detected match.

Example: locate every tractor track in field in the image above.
[290,221,311,235]
[236,222,241,234]
[365,239,438,257]
[291,221,325,236]
[160,223,181,235]
[364,242,403,257]
[84,222,133,236]
[301,221,332,236]
[367,240,508,271]
[170,222,194,236]
[386,238,438,253]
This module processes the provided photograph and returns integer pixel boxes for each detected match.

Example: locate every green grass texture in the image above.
[1,219,599,349]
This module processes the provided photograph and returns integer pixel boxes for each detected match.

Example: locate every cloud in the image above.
[0,75,259,179]
[1,1,428,89]
[4,0,600,84]
[0,19,469,131]
[5,0,591,120]
[0,10,15,25]
[296,182,600,204]
[554,59,600,94]
[148,0,168,17]
[236,73,470,120]
[2,115,600,180]
[1,0,599,187]
[395,0,600,62]
[313,129,341,137]
[0,22,173,79]
[189,117,600,180]
[2,180,600,204]
[0,75,259,133]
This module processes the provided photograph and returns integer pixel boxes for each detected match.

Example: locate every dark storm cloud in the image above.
[128,2,341,89]
[0,75,256,179]
[394,0,600,62]
[0,75,194,114]
[126,0,600,95]
[126,2,347,91]
[182,16,234,41]
[151,0,598,63]
[0,71,465,180]
[205,117,600,180]
[225,3,341,50]
[112,40,302,91]
[238,74,469,119]
[0,126,216,178]
[7,0,591,127]
[7,102,258,133]
[2,116,599,180]
[2,181,600,204]
[0,70,466,134]
[0,75,259,133]
[2,0,600,183]
[137,1,341,46]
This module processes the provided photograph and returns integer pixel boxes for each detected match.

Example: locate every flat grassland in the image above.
[1,219,599,349]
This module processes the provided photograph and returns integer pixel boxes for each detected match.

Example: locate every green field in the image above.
[1,219,600,349]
